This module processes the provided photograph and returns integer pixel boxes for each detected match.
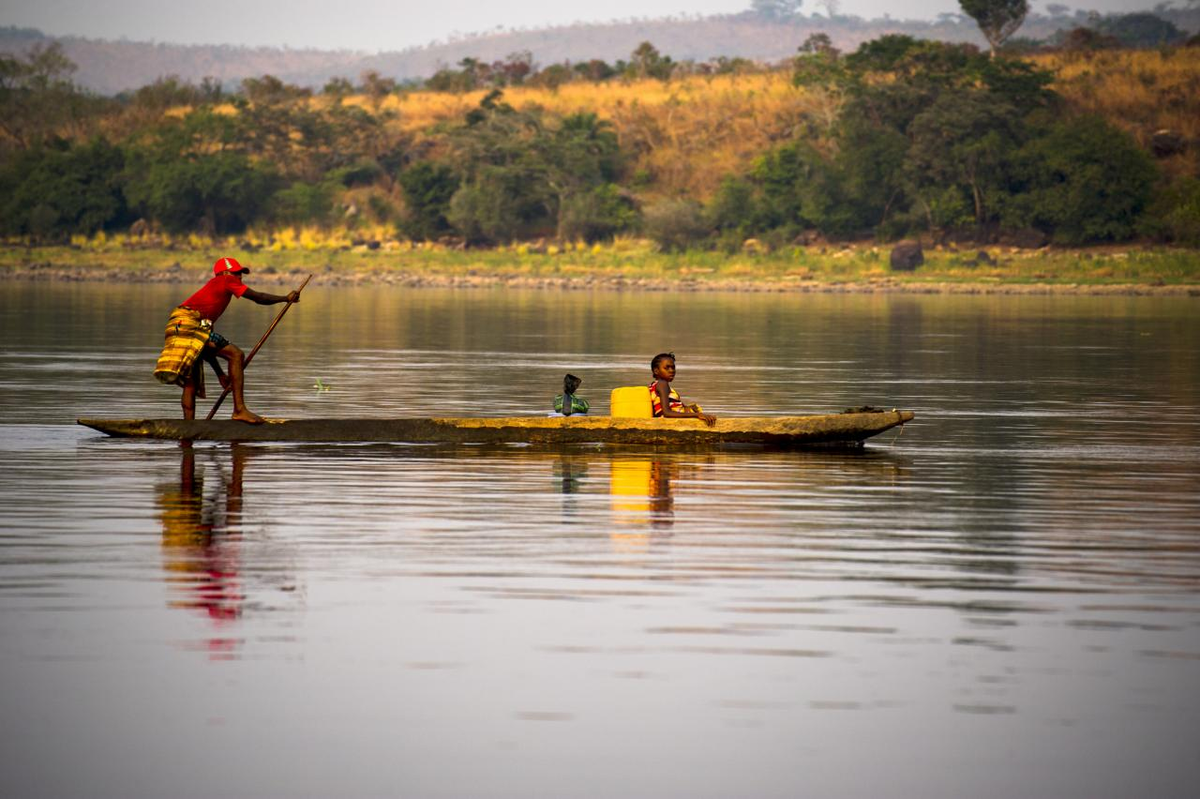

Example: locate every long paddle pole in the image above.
[205,274,312,420]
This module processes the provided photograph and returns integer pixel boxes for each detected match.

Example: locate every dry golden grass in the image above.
[1036,48,1200,176]
[127,47,1200,202]
[370,73,837,199]
[358,48,1200,198]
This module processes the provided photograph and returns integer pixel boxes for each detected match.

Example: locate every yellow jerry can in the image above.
[609,386,653,418]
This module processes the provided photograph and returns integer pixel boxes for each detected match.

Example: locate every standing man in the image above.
[154,257,299,424]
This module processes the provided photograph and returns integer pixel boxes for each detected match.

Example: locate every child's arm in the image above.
[655,380,717,426]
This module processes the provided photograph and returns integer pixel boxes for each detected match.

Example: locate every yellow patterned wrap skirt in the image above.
[154,307,212,392]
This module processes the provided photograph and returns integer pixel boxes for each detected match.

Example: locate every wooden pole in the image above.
[206,274,312,420]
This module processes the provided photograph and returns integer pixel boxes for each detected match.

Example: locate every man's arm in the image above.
[242,287,300,305]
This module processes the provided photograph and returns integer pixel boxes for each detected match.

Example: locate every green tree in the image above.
[359,70,397,109]
[904,90,1024,229]
[398,161,460,240]
[446,178,531,245]
[1095,13,1185,47]
[708,176,761,240]
[239,74,311,105]
[322,77,354,97]
[558,184,637,242]
[629,42,675,81]
[0,43,101,150]
[772,35,1060,239]
[124,148,278,235]
[643,198,709,251]
[1003,116,1157,244]
[1142,177,1200,246]
[573,60,616,82]
[0,137,130,238]
[269,180,338,227]
[529,63,573,89]
[959,0,1029,56]
[444,92,630,243]
[541,112,623,238]
[445,91,553,243]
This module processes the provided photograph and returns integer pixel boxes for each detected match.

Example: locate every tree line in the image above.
[1,32,1197,249]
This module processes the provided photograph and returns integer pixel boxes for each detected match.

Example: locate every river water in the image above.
[1,282,1198,798]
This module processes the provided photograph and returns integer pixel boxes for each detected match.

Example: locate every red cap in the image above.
[213,257,249,275]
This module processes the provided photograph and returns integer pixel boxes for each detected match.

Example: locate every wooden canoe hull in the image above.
[77,412,913,448]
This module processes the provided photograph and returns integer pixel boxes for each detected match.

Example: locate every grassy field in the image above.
[339,47,1200,200]
[4,237,1197,292]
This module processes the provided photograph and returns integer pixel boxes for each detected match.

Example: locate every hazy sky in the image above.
[1,0,1168,52]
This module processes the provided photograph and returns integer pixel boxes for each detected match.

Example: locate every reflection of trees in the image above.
[157,443,248,656]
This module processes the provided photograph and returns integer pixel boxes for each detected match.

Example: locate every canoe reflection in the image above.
[157,442,248,656]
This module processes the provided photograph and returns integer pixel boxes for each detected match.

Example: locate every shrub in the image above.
[446,179,533,246]
[0,137,130,238]
[398,161,460,240]
[269,181,337,227]
[1141,176,1200,246]
[642,198,710,251]
[707,176,760,238]
[329,159,384,188]
[1095,13,1185,48]
[557,184,637,243]
[125,151,278,235]
[1004,116,1157,244]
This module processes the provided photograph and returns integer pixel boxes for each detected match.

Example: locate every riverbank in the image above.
[3,242,1198,295]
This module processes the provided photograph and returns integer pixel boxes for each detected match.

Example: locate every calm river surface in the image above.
[2,282,1199,798]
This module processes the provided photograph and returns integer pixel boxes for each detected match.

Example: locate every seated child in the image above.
[649,352,717,426]
[554,373,590,416]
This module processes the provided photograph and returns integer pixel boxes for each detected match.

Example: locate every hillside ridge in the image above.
[11,11,1194,95]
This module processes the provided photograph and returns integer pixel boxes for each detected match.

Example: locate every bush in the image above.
[1095,13,1185,48]
[329,159,384,188]
[125,151,278,235]
[707,176,760,238]
[269,181,337,227]
[398,161,460,240]
[1141,176,1200,246]
[1004,116,1157,244]
[557,184,637,242]
[642,198,710,251]
[0,137,130,238]
[1058,27,1121,51]
[446,179,532,245]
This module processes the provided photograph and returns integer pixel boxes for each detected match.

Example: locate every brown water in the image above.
[1,283,1199,798]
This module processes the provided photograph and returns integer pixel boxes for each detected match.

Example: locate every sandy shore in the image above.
[2,262,1198,296]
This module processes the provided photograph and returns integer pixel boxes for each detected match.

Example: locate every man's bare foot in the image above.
[231,409,266,425]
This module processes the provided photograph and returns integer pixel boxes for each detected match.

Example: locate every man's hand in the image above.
[286,290,300,304]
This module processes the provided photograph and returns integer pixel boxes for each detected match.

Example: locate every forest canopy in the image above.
[1,26,1198,249]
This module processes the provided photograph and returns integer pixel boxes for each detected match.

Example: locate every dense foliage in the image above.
[704,34,1162,246]
[0,34,1191,249]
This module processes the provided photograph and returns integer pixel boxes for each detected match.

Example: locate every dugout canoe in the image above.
[77,411,913,448]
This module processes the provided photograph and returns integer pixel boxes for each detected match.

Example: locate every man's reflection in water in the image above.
[157,442,248,657]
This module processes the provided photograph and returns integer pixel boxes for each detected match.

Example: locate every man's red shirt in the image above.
[182,273,248,322]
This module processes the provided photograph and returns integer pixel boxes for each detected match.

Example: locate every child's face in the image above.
[653,358,676,381]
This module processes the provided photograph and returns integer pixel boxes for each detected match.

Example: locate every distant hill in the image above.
[2,10,1197,95]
